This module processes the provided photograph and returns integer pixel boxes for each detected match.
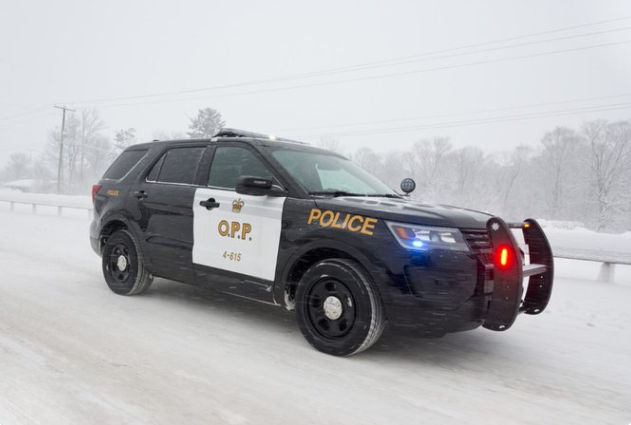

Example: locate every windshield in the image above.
[270,148,398,197]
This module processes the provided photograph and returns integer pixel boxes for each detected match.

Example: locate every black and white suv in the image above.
[90,129,554,356]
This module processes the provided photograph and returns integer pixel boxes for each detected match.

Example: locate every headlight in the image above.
[386,221,469,252]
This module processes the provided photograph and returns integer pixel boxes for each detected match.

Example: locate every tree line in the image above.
[1,106,629,232]
[344,119,631,232]
[0,107,225,194]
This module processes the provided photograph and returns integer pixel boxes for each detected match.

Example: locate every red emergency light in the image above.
[495,246,512,269]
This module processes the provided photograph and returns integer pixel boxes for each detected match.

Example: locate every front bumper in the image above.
[384,217,554,335]
[483,217,554,331]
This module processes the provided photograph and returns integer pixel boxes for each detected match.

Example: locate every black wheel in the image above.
[295,259,385,356]
[102,230,153,295]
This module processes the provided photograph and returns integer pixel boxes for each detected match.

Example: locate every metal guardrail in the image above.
[551,248,631,283]
[0,198,92,219]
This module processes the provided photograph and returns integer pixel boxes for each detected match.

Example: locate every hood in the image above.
[314,196,493,229]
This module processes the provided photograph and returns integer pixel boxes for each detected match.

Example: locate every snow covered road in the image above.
[0,211,629,425]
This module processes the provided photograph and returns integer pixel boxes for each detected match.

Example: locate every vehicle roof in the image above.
[129,128,339,156]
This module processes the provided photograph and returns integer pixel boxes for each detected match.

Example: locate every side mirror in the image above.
[236,176,286,197]
[400,178,416,195]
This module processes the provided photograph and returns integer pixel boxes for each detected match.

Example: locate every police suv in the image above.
[91,129,554,356]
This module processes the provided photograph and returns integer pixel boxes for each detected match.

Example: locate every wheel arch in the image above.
[98,217,132,253]
[275,240,391,310]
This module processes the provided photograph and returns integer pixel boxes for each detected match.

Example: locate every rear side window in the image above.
[155,147,205,185]
[103,149,147,180]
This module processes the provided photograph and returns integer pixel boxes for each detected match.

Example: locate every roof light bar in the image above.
[214,128,308,145]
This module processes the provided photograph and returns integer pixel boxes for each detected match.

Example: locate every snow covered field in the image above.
[0,210,630,424]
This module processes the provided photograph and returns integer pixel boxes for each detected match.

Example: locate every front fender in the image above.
[273,223,398,307]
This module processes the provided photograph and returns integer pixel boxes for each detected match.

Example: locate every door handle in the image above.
[134,190,148,200]
[200,198,220,210]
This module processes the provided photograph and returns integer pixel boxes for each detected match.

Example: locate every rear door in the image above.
[193,145,286,301]
[129,144,208,283]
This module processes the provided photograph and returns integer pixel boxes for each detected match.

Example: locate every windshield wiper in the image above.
[308,191,402,198]
[362,194,402,199]
[308,191,363,197]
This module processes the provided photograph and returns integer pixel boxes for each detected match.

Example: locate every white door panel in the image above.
[193,188,285,281]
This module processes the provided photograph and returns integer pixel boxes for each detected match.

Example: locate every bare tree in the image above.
[411,137,452,201]
[42,114,80,186]
[581,120,631,230]
[78,109,107,181]
[42,109,112,193]
[496,145,532,217]
[540,127,580,217]
[379,150,408,193]
[84,135,116,182]
[2,152,32,181]
[352,147,382,175]
[317,136,343,154]
[454,146,485,195]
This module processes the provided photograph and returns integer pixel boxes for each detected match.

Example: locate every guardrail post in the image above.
[598,262,614,283]
[58,206,63,217]
[32,204,37,214]
[10,201,14,212]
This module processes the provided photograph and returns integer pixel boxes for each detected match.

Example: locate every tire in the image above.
[295,258,386,356]
[102,229,153,296]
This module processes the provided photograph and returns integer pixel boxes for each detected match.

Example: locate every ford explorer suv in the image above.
[90,128,554,356]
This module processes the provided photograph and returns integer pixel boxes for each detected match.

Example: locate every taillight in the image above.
[91,184,102,203]
[495,246,512,269]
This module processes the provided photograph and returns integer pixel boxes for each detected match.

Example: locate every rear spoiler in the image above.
[483,218,554,331]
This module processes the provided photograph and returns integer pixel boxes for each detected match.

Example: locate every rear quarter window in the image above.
[103,149,147,180]
[155,147,206,185]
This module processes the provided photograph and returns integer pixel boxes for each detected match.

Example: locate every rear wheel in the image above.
[102,230,153,295]
[295,259,385,356]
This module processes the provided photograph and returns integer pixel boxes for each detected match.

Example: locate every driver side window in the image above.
[208,146,272,190]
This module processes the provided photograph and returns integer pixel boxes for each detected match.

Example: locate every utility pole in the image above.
[54,105,75,194]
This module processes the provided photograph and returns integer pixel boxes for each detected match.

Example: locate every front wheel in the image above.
[295,259,385,356]
[102,230,153,296]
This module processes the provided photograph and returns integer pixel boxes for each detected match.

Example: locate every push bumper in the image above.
[483,217,554,331]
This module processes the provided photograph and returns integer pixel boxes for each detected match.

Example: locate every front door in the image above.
[192,145,286,301]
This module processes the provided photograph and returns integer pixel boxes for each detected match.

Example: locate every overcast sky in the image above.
[1,0,631,165]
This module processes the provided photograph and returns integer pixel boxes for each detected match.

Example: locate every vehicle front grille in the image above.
[461,229,492,265]
[461,228,493,293]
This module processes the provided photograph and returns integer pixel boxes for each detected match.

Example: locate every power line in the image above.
[80,39,631,109]
[0,101,33,109]
[0,106,50,123]
[273,24,631,80]
[0,112,57,130]
[61,15,631,106]
[277,92,631,132]
[289,102,631,139]
[287,15,631,76]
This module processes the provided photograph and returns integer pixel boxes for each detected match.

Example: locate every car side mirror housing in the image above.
[236,176,286,197]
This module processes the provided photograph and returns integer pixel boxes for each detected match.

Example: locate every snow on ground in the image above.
[0,210,630,425]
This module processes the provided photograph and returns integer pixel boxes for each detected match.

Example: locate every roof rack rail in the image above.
[213,128,308,145]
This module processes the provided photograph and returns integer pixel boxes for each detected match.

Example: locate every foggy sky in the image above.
[1,0,631,166]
